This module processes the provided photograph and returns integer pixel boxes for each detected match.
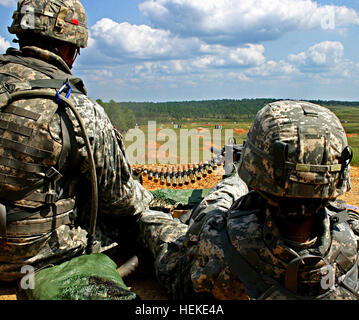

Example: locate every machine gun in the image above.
[210,137,244,178]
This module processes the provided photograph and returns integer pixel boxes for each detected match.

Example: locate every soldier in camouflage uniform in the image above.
[139,101,359,300]
[0,0,152,282]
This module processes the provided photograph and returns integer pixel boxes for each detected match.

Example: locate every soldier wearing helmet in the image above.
[0,0,152,282]
[139,100,359,300]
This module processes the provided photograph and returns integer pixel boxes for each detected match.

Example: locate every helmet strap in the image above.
[272,141,288,188]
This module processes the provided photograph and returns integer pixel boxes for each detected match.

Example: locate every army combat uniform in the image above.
[139,101,359,300]
[139,176,359,300]
[0,46,152,281]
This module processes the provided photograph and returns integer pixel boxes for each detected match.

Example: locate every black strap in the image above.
[0,119,33,137]
[3,105,41,120]
[58,108,72,170]
[285,256,303,293]
[273,141,288,187]
[0,203,6,238]
[6,211,71,236]
[29,79,85,95]
[0,137,53,158]
[0,155,44,173]
[6,199,75,223]
[0,172,40,187]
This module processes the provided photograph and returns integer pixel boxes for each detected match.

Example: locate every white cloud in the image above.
[132,43,265,76]
[0,0,16,8]
[288,41,344,68]
[139,0,359,44]
[91,18,201,61]
[246,60,298,78]
[89,17,266,74]
[0,36,10,53]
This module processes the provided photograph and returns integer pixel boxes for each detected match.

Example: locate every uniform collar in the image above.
[19,46,72,75]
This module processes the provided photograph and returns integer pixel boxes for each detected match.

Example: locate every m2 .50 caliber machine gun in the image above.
[210,137,244,179]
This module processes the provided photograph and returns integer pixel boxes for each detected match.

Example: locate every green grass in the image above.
[327,105,359,166]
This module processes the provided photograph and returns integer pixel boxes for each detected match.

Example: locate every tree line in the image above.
[97,98,359,131]
[96,99,136,133]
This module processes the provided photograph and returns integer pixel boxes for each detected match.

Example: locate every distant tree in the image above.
[96,99,136,133]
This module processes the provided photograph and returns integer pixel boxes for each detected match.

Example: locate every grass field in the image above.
[123,120,252,165]
[123,105,359,166]
[327,105,359,166]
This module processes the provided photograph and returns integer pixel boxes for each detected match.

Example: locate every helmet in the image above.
[8,0,88,48]
[238,100,352,200]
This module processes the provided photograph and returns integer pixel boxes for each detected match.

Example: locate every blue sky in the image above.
[0,0,359,102]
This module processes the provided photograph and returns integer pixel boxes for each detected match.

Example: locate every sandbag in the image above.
[26,253,137,300]
[151,189,210,206]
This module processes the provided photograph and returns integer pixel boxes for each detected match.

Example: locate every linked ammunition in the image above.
[209,159,217,170]
[171,167,177,187]
[189,166,195,183]
[160,168,165,185]
[148,169,154,180]
[204,162,212,174]
[135,167,143,174]
[194,165,201,180]
[166,168,171,186]
[154,169,159,182]
[177,167,183,186]
[183,167,189,185]
[199,164,207,177]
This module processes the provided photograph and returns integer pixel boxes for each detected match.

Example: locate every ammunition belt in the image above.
[131,155,225,187]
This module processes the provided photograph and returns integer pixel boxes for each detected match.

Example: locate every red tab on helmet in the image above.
[71,19,79,25]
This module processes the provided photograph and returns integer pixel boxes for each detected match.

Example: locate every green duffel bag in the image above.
[26,253,137,300]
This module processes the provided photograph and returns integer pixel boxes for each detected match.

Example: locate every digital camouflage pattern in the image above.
[139,174,250,299]
[238,101,351,199]
[0,45,153,281]
[9,0,88,48]
[139,176,359,300]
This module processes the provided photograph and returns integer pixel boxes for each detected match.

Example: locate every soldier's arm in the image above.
[189,173,248,224]
[69,95,153,217]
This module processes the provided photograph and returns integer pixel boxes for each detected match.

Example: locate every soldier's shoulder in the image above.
[71,93,106,114]
[226,191,264,243]
[226,207,263,243]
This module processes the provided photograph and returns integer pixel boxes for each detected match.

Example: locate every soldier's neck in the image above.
[278,215,319,244]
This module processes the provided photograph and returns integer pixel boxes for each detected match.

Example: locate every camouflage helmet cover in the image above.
[8,0,88,48]
[238,100,351,200]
